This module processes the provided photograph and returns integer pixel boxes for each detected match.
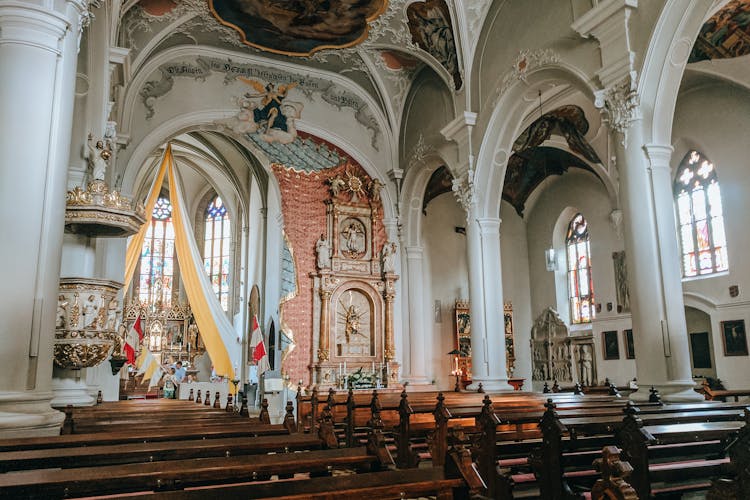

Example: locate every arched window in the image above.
[566,213,594,324]
[204,195,231,311]
[138,197,175,308]
[674,151,728,277]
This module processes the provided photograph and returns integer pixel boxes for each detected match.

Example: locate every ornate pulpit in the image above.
[312,170,398,389]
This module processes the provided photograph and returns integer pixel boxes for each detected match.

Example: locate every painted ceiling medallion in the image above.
[208,0,388,56]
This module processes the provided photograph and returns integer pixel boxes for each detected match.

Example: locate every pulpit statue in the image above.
[579,344,593,386]
[87,133,112,181]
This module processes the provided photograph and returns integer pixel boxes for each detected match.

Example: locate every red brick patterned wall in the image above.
[272,161,386,386]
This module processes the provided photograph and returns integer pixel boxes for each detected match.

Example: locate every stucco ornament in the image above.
[594,72,640,144]
[451,170,476,215]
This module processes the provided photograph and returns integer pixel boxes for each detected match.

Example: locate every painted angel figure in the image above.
[234,77,303,143]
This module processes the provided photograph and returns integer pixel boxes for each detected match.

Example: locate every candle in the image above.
[343,361,347,374]
[371,361,375,373]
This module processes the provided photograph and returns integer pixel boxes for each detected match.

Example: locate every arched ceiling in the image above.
[117,0,464,143]
[689,0,750,62]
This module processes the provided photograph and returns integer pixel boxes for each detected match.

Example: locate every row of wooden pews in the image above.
[298,386,750,499]
[0,394,477,499]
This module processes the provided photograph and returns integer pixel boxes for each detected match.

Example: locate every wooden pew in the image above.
[0,433,323,473]
[0,446,390,499]
[618,404,744,499]
[123,467,470,500]
[530,400,745,499]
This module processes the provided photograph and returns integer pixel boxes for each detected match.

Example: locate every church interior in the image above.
[2,0,750,498]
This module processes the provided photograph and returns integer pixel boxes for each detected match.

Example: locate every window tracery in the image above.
[203,195,231,311]
[566,213,594,324]
[138,197,175,308]
[674,150,728,277]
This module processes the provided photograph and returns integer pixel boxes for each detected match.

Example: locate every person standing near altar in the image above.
[174,361,186,383]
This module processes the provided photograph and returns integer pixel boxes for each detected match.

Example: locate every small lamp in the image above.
[545,248,557,272]
[447,349,462,392]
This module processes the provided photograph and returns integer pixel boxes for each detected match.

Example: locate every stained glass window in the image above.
[204,195,231,311]
[674,151,728,277]
[138,197,175,308]
[566,213,595,324]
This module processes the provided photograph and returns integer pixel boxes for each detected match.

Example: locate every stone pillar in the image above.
[0,0,89,436]
[383,279,396,361]
[465,216,513,392]
[403,246,429,385]
[616,129,701,401]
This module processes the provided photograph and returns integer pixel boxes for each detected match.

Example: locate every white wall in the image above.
[673,83,750,388]
[499,201,532,384]
[422,193,469,390]
[524,169,635,386]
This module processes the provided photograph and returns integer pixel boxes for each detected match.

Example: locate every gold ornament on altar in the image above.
[328,170,368,203]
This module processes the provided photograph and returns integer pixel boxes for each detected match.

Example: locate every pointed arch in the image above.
[673,150,728,277]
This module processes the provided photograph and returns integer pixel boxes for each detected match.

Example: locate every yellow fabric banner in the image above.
[122,146,170,295]
[167,159,235,378]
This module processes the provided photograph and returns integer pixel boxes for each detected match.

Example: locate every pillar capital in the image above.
[643,143,674,171]
[404,245,423,259]
[476,217,501,235]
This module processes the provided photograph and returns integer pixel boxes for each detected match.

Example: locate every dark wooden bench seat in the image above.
[123,466,468,500]
[0,433,324,472]
[0,446,386,499]
[0,422,291,452]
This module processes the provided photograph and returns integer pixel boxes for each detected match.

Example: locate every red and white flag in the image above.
[250,315,270,376]
[124,315,144,365]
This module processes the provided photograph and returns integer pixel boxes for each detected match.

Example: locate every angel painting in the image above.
[218,77,303,145]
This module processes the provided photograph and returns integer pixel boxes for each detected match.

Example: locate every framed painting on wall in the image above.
[454,300,471,379]
[624,329,635,359]
[602,330,620,360]
[721,319,748,356]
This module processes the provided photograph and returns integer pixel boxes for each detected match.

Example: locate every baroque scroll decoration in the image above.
[312,169,399,389]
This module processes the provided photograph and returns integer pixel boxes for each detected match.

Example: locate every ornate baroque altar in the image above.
[311,171,398,389]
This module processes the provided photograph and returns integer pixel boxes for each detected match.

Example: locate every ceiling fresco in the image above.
[503,147,594,217]
[503,105,602,217]
[690,0,750,62]
[407,0,462,89]
[208,0,388,56]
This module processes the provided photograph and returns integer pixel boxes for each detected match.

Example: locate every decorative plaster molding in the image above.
[406,134,435,171]
[451,170,476,215]
[609,209,623,240]
[463,0,493,50]
[493,49,561,106]
[594,72,640,142]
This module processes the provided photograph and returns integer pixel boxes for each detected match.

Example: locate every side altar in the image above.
[310,170,399,389]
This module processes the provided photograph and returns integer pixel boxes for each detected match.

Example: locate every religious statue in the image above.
[341,220,365,258]
[315,234,331,270]
[579,344,593,386]
[344,305,362,342]
[106,299,118,332]
[56,295,68,329]
[368,178,384,204]
[381,241,397,274]
[87,133,112,181]
[328,176,346,198]
[83,294,99,328]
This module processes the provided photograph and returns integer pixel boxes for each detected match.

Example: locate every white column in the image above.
[403,245,429,385]
[0,0,88,436]
[466,214,513,392]
[617,128,701,401]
